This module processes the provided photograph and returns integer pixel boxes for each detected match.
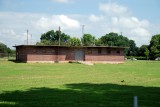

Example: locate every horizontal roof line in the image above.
[13,45,128,48]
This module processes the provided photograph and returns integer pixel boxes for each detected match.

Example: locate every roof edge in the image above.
[13,45,128,49]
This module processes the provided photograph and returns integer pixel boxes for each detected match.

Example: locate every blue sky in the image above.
[0,0,160,48]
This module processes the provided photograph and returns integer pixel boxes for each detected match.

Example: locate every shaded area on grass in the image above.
[0,83,160,107]
[7,59,83,64]
[8,59,26,63]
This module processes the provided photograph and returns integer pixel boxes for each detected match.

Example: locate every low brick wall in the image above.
[15,46,125,63]
[85,55,124,62]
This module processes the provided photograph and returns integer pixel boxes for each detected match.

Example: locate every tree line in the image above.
[0,42,12,54]
[37,30,160,60]
[1,29,159,60]
[36,30,131,47]
[0,42,15,58]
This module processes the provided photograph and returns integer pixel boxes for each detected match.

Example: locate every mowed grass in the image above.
[0,60,160,107]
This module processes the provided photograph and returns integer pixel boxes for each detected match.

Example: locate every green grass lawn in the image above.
[0,60,160,107]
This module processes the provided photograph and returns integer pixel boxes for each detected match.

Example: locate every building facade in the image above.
[14,45,125,63]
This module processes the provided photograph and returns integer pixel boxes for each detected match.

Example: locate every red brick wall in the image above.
[16,47,27,61]
[54,47,75,61]
[16,46,124,62]
[16,46,76,62]
[84,47,124,62]
[16,46,57,61]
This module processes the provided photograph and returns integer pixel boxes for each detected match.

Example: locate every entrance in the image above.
[75,49,84,61]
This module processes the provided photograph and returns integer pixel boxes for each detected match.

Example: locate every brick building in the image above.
[14,45,126,63]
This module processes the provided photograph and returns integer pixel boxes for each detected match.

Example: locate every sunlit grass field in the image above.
[0,60,160,106]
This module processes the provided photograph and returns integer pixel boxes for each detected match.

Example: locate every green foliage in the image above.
[149,34,160,59]
[38,30,145,57]
[81,34,95,46]
[0,42,14,54]
[99,32,129,47]
[98,32,139,56]
[144,47,149,60]
[127,40,138,56]
[95,38,102,46]
[138,45,148,56]
[0,42,15,58]
[38,30,70,45]
[36,40,51,45]
[0,42,8,53]
[68,37,81,46]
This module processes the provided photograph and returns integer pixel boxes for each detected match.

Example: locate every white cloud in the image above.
[98,2,152,46]
[128,27,151,45]
[114,17,150,28]
[131,27,150,37]
[0,2,159,48]
[89,14,103,22]
[0,12,81,48]
[36,15,80,31]
[36,17,51,29]
[0,28,27,47]
[99,2,128,16]
[51,0,73,3]
[112,17,118,25]
[110,16,151,46]
[59,15,80,28]
[1,29,16,35]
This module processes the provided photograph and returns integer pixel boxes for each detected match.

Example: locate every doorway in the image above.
[74,49,84,61]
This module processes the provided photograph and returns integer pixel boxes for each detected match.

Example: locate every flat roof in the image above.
[13,45,128,49]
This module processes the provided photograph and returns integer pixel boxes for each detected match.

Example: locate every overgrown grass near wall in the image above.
[0,60,160,106]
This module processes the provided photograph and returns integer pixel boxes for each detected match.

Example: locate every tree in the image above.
[68,37,81,46]
[0,42,8,53]
[138,45,148,56]
[144,47,149,60]
[38,30,70,45]
[0,42,15,58]
[36,40,53,45]
[127,40,138,56]
[99,32,133,56]
[81,34,95,46]
[100,33,116,46]
[60,33,71,45]
[95,38,102,46]
[149,34,160,59]
[99,32,129,47]
[37,30,140,57]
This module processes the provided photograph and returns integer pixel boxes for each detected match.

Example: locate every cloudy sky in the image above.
[0,0,160,48]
